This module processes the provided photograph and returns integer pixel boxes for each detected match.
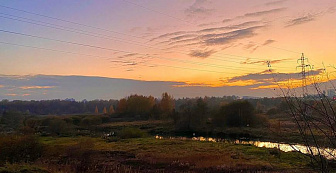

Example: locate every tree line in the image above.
[0,93,289,135]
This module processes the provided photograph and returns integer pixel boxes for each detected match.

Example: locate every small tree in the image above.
[103,107,107,114]
[117,98,127,113]
[159,92,175,119]
[94,106,99,115]
[109,105,115,115]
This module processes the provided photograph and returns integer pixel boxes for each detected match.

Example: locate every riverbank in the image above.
[97,118,323,147]
[33,136,315,172]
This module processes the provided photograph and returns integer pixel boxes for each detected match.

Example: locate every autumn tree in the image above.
[103,107,107,114]
[94,106,99,115]
[175,98,208,131]
[109,105,115,115]
[117,98,127,113]
[159,92,175,118]
[126,95,155,119]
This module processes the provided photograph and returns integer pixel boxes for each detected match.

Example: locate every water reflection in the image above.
[155,135,336,160]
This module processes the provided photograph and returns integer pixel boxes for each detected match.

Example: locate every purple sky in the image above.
[0,0,336,100]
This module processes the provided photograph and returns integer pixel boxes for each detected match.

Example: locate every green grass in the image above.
[39,136,312,171]
[0,163,48,173]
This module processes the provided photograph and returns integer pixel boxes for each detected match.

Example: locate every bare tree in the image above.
[276,66,336,172]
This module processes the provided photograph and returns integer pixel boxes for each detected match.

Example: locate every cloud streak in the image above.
[184,0,213,18]
[189,49,216,58]
[149,6,286,56]
[202,26,264,46]
[227,69,324,83]
[262,39,276,46]
[243,8,286,17]
[286,7,336,27]
[264,0,288,6]
[286,13,316,27]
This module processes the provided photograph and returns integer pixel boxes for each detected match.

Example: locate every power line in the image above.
[0,38,263,73]
[0,4,147,40]
[0,13,283,68]
[0,4,300,72]
[0,41,249,75]
[0,13,260,65]
[122,0,196,25]
[0,29,130,54]
[121,1,303,56]
[0,5,295,63]
[0,30,255,71]
[0,14,163,49]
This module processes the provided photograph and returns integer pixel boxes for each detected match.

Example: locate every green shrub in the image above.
[266,108,279,115]
[41,117,73,136]
[71,116,82,126]
[214,100,260,127]
[0,135,44,165]
[80,115,102,127]
[119,128,146,139]
[101,115,110,123]
[0,163,48,173]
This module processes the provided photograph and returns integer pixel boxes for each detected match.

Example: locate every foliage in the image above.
[119,127,147,139]
[0,163,48,173]
[36,137,312,172]
[175,98,208,131]
[80,115,103,127]
[0,135,44,165]
[214,100,258,127]
[109,105,115,115]
[158,92,175,119]
[0,99,118,115]
[126,95,155,117]
[0,111,26,131]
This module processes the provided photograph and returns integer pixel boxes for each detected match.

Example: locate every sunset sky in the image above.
[0,0,336,100]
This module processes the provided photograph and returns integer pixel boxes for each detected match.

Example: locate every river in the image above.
[155,135,336,160]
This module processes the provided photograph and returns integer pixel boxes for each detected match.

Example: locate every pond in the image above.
[155,135,336,160]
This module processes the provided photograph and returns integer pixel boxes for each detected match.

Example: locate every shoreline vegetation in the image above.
[0,135,316,173]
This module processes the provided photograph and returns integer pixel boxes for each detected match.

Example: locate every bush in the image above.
[0,135,44,165]
[266,108,279,115]
[80,115,102,127]
[214,100,258,127]
[119,128,146,139]
[0,111,25,131]
[0,163,48,173]
[41,117,73,136]
[71,116,82,126]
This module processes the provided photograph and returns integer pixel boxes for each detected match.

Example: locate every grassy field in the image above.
[0,136,313,173]
[0,115,331,172]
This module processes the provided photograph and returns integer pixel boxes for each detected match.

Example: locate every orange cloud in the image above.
[19,86,55,90]
[251,85,279,90]
[173,83,214,88]
[173,79,265,88]
[5,93,31,97]
[5,93,18,96]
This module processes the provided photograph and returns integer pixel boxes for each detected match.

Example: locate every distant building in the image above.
[242,96,260,99]
[64,98,76,102]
